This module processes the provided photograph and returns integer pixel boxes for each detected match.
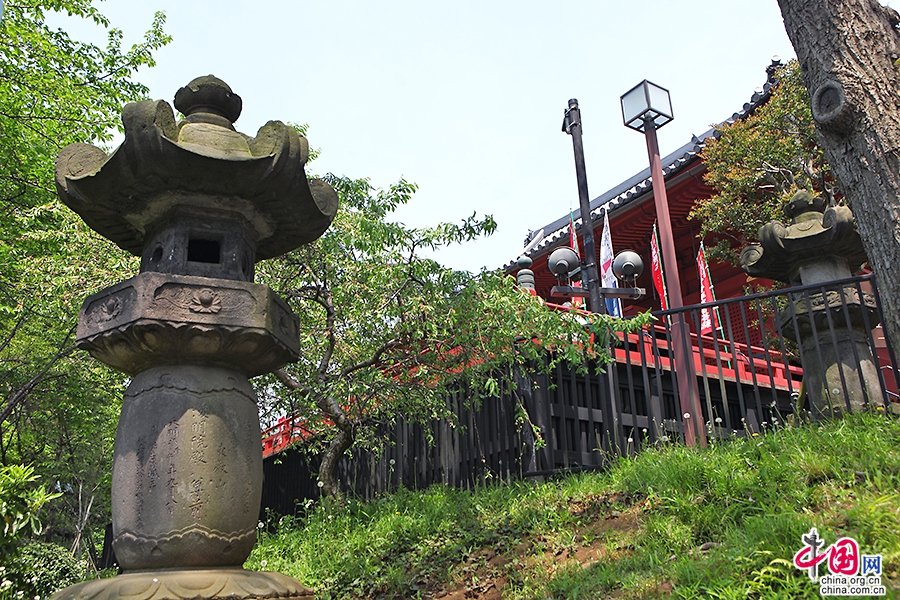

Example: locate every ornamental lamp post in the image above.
[549,247,645,301]
[620,80,706,447]
[559,100,649,457]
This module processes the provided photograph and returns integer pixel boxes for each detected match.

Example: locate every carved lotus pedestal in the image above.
[76,272,300,378]
[53,569,312,600]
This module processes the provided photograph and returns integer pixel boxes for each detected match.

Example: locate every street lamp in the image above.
[620,80,674,132]
[549,247,645,301]
[620,81,706,448]
[561,99,605,314]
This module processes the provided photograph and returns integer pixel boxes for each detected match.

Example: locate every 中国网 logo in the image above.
[793,527,886,596]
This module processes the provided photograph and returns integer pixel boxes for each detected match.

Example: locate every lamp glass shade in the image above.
[620,80,674,132]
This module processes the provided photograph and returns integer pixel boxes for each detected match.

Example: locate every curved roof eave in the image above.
[504,81,774,271]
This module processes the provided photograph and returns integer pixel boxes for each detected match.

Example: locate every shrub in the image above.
[1,541,84,599]
[0,465,60,560]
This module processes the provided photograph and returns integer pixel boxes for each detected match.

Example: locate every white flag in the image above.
[599,210,622,317]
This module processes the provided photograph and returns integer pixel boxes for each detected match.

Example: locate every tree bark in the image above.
[777,0,900,351]
[318,428,354,501]
[274,367,355,500]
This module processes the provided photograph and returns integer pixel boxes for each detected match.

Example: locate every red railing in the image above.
[614,325,804,392]
[261,415,313,459]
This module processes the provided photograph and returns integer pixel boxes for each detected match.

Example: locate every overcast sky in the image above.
[55,1,804,272]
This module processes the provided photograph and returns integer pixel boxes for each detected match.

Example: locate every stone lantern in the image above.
[740,190,881,418]
[51,76,336,599]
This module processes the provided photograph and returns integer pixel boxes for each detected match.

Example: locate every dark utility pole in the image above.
[562,99,605,315]
[563,99,622,455]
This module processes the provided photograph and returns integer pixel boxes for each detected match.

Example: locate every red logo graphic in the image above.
[793,528,860,580]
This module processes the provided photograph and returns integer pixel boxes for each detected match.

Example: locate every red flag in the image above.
[569,212,584,309]
[697,242,719,335]
[650,223,668,310]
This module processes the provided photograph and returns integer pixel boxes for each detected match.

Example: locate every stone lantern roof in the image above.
[740,190,868,285]
[55,75,338,262]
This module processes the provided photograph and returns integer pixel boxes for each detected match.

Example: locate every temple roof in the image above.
[505,65,779,271]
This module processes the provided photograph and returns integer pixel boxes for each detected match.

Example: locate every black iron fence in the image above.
[261,273,900,514]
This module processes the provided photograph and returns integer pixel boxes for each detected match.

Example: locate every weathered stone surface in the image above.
[139,206,259,282]
[77,272,299,376]
[49,568,314,600]
[54,76,338,261]
[55,75,330,597]
[780,287,880,340]
[740,190,882,417]
[112,366,261,570]
[778,286,883,416]
[793,326,883,417]
[740,190,868,285]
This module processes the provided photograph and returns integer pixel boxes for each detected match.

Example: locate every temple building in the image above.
[502,56,895,405]
[260,60,898,507]
[505,60,784,320]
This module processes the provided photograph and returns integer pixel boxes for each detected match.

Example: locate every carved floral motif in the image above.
[100,297,122,321]
[82,285,136,328]
[190,288,222,313]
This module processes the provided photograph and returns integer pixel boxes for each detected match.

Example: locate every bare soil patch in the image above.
[429,493,651,599]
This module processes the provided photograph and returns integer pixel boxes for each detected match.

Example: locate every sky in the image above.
[53,0,801,272]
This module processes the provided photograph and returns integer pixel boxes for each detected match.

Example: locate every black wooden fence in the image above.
[261,273,900,516]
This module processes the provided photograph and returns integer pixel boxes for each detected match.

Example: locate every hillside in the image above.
[248,413,900,599]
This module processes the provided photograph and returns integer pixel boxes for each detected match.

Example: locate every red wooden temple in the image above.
[262,61,898,460]
[501,57,896,420]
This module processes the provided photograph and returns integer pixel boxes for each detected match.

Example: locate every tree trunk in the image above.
[777,0,900,352]
[318,428,353,500]
[272,369,356,500]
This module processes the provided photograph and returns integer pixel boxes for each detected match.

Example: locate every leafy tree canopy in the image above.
[0,0,170,545]
[257,167,650,498]
[690,61,835,264]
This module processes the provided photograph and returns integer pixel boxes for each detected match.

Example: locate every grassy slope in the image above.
[247,413,900,599]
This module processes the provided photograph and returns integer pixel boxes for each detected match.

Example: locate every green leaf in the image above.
[692,60,833,265]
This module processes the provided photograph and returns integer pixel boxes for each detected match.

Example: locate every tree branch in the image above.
[340,339,403,378]
[316,288,336,382]
[273,368,313,397]
[273,368,353,433]
[0,336,76,426]
[0,312,27,355]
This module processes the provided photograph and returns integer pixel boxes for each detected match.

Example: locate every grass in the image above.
[246,412,900,599]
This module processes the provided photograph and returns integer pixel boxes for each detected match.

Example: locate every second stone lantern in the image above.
[52,76,336,598]
[740,190,880,419]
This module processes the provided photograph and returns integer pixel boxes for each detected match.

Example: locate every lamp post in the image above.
[620,80,706,447]
[549,247,645,301]
[561,99,629,455]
